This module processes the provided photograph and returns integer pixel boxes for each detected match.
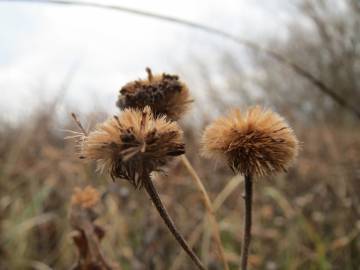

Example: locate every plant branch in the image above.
[143,174,206,270]
[240,174,253,270]
[181,155,229,270]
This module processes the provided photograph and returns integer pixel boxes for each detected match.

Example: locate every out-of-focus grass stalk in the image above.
[170,175,243,270]
[181,155,229,270]
[201,215,211,266]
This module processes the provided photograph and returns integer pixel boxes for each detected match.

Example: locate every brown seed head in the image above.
[201,106,299,176]
[79,106,185,188]
[71,186,100,209]
[116,68,192,120]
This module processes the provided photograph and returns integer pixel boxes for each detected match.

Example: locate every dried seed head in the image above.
[79,106,185,188]
[116,68,192,120]
[71,186,100,209]
[201,106,299,176]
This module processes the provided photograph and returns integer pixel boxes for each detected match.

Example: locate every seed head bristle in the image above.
[79,106,185,188]
[201,106,299,176]
[116,68,192,120]
[71,112,88,135]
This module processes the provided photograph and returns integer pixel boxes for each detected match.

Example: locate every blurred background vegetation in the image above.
[0,0,359,269]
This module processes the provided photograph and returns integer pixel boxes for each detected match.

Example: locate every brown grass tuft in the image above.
[201,106,299,176]
[79,106,185,188]
[116,68,192,120]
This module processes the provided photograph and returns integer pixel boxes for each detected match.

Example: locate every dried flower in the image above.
[69,186,120,270]
[71,186,100,209]
[71,109,204,270]
[201,106,299,176]
[116,68,192,120]
[79,106,185,188]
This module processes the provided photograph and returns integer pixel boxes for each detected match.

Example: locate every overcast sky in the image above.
[0,0,296,121]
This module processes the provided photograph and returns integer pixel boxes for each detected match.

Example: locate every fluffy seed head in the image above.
[201,106,299,176]
[116,68,192,120]
[71,186,100,209]
[79,106,185,188]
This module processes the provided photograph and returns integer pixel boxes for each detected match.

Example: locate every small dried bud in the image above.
[69,186,120,270]
[79,106,185,188]
[201,106,299,176]
[116,68,192,120]
[71,186,100,209]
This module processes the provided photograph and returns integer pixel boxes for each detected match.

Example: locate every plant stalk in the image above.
[240,174,253,270]
[143,174,206,270]
[181,155,229,270]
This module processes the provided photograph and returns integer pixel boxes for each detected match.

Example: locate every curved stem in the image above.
[181,155,229,270]
[143,174,206,270]
[240,174,253,270]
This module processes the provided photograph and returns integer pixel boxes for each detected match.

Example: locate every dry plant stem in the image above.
[181,155,229,270]
[82,224,114,270]
[240,174,253,270]
[143,174,206,270]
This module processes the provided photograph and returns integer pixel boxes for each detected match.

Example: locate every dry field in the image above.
[0,103,359,269]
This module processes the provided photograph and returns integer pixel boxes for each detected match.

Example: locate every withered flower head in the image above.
[71,186,100,209]
[116,68,192,120]
[79,106,185,188]
[201,106,299,176]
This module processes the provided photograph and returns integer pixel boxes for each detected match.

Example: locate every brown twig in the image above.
[181,155,229,270]
[2,0,360,119]
[142,173,206,270]
[240,174,253,270]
